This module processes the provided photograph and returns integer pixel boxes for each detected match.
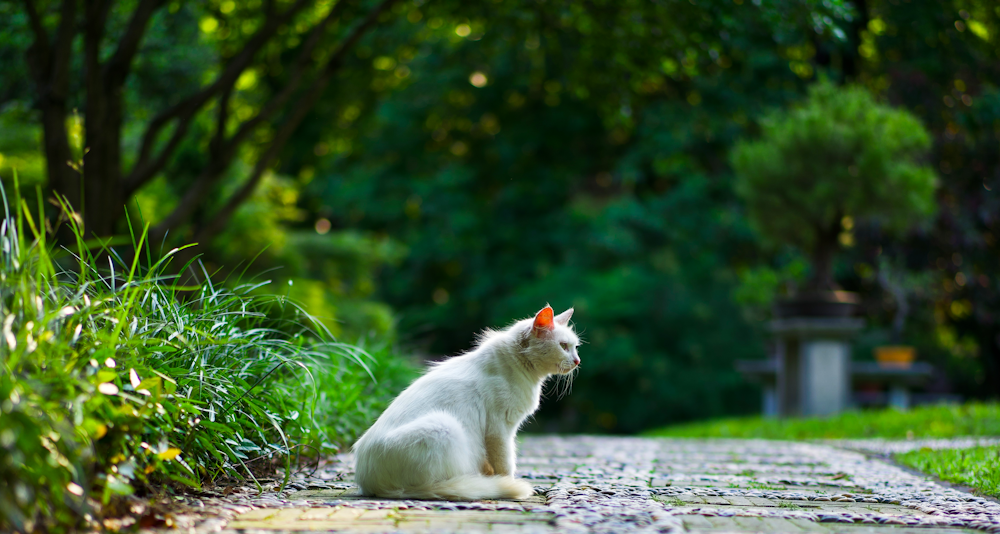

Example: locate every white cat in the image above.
[353,305,580,500]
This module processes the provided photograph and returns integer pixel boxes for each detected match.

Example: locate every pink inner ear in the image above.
[533,306,555,331]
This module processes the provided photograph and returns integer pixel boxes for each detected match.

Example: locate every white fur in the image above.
[353,306,580,500]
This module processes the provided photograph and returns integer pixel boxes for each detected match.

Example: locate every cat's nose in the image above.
[572,355,580,366]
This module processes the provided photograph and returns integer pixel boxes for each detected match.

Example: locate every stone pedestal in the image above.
[768,317,865,417]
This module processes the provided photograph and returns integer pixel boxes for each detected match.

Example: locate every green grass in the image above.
[645,403,1000,440]
[0,179,412,532]
[897,446,1000,498]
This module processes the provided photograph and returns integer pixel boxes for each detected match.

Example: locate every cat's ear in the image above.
[532,305,555,335]
[554,308,573,326]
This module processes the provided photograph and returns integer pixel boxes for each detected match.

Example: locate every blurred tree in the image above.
[843,0,1000,396]
[11,0,399,244]
[8,0,998,424]
[731,82,937,293]
[292,0,856,430]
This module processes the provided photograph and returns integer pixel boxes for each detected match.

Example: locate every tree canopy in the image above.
[3,0,1000,431]
[732,82,936,292]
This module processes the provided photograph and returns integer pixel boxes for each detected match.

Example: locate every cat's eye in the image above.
[560,342,569,351]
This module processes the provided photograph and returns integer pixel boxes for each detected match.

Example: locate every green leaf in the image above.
[105,474,134,496]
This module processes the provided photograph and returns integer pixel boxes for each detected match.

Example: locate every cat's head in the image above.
[522,305,580,375]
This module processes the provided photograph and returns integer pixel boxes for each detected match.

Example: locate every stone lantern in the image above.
[767,316,865,416]
[737,293,863,417]
[737,293,935,416]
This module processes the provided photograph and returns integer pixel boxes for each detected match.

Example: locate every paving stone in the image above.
[283,488,349,499]
[207,436,999,533]
[679,514,979,533]
[828,438,1000,456]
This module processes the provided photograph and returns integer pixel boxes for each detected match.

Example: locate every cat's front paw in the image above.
[481,460,495,476]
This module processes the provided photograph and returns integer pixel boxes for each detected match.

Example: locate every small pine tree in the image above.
[731,81,937,294]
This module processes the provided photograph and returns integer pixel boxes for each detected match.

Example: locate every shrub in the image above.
[0,179,403,532]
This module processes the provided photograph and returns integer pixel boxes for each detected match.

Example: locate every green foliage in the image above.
[238,229,408,341]
[0,180,410,532]
[731,82,936,253]
[5,0,1000,439]
[897,446,1000,498]
[289,0,876,433]
[734,257,809,319]
[315,339,420,444]
[646,403,1000,440]
[0,104,47,189]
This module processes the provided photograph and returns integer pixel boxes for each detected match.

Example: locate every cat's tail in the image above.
[371,475,533,501]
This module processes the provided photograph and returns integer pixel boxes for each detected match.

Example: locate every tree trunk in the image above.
[24,0,80,221]
[979,326,1000,398]
[79,0,127,238]
[40,103,79,212]
[842,0,869,81]
[806,226,841,294]
[25,0,396,247]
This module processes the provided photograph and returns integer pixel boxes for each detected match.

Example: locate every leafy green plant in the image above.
[314,339,419,447]
[733,257,809,320]
[731,81,937,293]
[0,177,407,532]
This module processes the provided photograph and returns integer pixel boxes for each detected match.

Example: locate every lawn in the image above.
[645,403,1000,440]
[647,403,1000,498]
[897,447,1000,498]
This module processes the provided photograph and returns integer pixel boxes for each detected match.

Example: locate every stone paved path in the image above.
[197,437,1000,533]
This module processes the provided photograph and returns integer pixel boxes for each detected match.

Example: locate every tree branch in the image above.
[192,80,327,245]
[320,0,397,77]
[190,0,400,245]
[104,0,166,88]
[147,0,354,234]
[21,0,50,68]
[222,0,351,152]
[211,84,234,155]
[123,0,313,194]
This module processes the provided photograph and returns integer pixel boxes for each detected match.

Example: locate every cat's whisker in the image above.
[551,368,576,400]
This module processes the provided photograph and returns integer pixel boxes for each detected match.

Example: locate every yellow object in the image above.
[157,448,182,461]
[875,346,916,369]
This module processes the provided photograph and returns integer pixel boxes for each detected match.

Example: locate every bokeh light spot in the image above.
[314,218,331,235]
[469,72,488,87]
[373,56,396,70]
[433,288,449,305]
[200,17,219,33]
